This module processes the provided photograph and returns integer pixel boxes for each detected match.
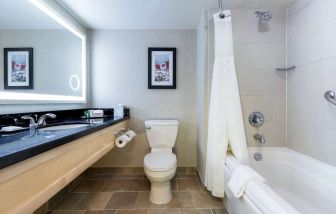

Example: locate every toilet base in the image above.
[149,180,172,204]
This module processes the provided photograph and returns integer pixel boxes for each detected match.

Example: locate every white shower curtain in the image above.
[205,11,249,198]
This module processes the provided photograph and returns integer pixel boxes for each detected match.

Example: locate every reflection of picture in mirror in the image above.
[4,48,33,89]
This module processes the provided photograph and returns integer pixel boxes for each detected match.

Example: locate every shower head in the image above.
[255,11,272,24]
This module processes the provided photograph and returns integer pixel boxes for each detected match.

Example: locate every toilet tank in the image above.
[145,120,179,149]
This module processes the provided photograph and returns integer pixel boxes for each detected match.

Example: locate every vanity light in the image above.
[0,0,87,103]
[29,0,85,40]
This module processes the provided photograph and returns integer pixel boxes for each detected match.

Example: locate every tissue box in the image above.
[89,110,104,117]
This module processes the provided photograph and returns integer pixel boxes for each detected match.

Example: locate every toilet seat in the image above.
[144,152,176,172]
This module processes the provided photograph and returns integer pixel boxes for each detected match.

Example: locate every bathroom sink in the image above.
[39,124,90,131]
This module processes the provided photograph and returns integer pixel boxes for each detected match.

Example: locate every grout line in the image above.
[71,193,86,210]
[191,191,197,209]
[133,191,140,209]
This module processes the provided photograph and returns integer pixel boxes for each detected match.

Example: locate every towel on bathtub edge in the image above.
[228,165,267,198]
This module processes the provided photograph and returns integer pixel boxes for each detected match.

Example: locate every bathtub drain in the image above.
[254,152,262,161]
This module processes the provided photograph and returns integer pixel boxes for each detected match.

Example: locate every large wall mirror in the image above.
[0,0,86,103]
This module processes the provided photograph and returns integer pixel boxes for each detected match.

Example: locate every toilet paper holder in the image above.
[114,128,129,137]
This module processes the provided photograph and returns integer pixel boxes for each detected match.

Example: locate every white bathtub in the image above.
[224,147,336,214]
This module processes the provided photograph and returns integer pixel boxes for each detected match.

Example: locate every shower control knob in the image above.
[249,112,264,128]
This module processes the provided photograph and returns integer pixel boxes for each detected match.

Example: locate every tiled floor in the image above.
[47,167,228,214]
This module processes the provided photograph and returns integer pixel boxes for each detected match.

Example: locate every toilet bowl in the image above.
[144,120,179,204]
[144,151,177,204]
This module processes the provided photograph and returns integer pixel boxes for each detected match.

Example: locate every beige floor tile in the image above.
[48,211,85,214]
[211,208,229,214]
[84,211,116,214]
[52,193,85,210]
[105,192,139,209]
[171,179,177,191]
[127,179,151,191]
[83,174,104,180]
[115,209,147,214]
[101,174,146,179]
[147,208,180,214]
[176,167,187,174]
[176,179,201,191]
[134,192,165,208]
[73,180,106,192]
[74,192,112,210]
[84,168,107,175]
[166,192,194,208]
[102,179,131,191]
[175,174,197,179]
[192,192,224,209]
[180,208,212,214]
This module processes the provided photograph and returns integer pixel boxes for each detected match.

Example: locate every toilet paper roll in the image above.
[124,130,136,139]
[115,134,131,148]
[115,130,137,148]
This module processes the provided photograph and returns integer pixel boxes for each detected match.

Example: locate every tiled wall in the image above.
[232,9,287,147]
[287,0,336,166]
[91,30,197,167]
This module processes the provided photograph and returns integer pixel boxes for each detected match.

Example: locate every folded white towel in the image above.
[228,165,267,198]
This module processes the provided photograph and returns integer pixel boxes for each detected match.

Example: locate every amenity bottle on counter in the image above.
[115,104,124,117]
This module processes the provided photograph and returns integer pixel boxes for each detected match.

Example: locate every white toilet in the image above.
[144,120,179,204]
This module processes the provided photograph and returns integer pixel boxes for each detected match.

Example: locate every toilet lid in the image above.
[144,152,177,172]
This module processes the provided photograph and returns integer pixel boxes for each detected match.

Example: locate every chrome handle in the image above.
[21,115,37,128]
[249,112,264,127]
[37,113,57,126]
[145,125,151,130]
[325,90,336,105]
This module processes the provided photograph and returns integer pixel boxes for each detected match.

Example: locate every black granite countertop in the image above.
[0,115,130,170]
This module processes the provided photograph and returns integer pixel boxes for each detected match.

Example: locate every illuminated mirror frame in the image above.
[0,0,87,103]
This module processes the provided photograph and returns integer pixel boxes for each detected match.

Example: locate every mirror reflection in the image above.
[0,0,83,98]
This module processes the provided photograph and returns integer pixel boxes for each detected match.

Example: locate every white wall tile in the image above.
[237,69,286,96]
[232,9,286,44]
[287,0,336,166]
[245,121,286,147]
[234,43,286,70]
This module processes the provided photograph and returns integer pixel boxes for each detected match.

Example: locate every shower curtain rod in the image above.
[218,0,231,19]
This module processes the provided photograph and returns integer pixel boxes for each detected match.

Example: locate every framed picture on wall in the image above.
[148,47,176,89]
[4,48,33,89]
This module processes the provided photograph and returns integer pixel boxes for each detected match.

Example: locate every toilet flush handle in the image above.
[145,124,151,130]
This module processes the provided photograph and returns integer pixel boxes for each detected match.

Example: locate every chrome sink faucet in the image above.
[21,115,37,129]
[37,113,56,126]
[253,133,266,144]
[21,113,56,128]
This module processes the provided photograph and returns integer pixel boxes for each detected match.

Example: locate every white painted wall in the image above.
[91,30,197,167]
[287,0,336,166]
[196,9,287,182]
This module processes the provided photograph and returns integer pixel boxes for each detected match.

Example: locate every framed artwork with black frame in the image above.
[148,47,176,89]
[4,48,33,90]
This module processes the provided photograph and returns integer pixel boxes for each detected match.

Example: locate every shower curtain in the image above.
[205,11,249,198]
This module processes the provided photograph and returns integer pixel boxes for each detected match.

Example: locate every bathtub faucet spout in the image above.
[253,133,265,144]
